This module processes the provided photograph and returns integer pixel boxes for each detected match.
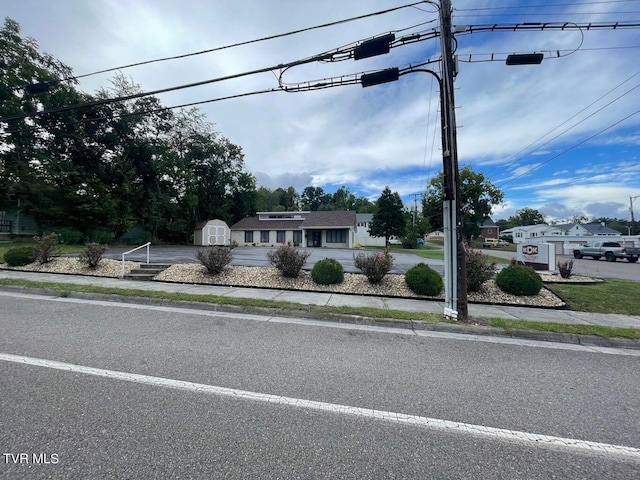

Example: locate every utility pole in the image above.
[439,0,468,321]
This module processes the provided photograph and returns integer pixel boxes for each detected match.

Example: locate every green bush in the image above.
[311,258,344,285]
[267,243,310,278]
[496,264,543,296]
[33,232,62,264]
[58,228,84,245]
[4,246,36,266]
[466,248,496,292]
[197,246,234,275]
[354,251,394,284]
[405,263,443,296]
[78,243,108,269]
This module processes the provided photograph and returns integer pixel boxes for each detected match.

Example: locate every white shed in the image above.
[193,219,231,246]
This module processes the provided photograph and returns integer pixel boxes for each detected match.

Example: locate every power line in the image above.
[12,1,430,93]
[456,1,638,11]
[485,69,640,181]
[496,109,640,188]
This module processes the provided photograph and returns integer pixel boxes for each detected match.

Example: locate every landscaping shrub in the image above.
[33,232,62,264]
[465,248,496,292]
[557,259,574,279]
[4,246,36,266]
[197,246,234,275]
[58,228,84,245]
[311,258,344,285]
[405,263,443,296]
[78,243,108,269]
[353,251,394,284]
[267,243,310,278]
[496,264,543,296]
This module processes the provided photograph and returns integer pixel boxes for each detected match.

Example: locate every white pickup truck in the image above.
[572,241,640,263]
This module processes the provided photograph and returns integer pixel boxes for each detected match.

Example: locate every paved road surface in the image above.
[2,292,639,478]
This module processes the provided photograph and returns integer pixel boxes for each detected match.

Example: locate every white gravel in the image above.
[2,257,573,307]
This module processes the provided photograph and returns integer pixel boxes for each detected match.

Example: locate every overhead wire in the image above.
[9,0,432,93]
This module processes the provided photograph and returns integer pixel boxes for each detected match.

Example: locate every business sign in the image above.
[517,242,556,271]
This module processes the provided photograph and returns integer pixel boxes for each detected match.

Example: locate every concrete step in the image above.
[122,263,171,281]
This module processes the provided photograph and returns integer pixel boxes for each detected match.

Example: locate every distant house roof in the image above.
[583,223,621,235]
[356,213,374,222]
[480,217,497,228]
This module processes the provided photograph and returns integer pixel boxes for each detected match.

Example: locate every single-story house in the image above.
[230,210,357,248]
[426,230,444,239]
[193,219,231,246]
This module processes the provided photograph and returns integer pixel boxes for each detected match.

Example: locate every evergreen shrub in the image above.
[4,246,36,266]
[311,258,344,285]
[405,263,443,296]
[495,264,543,296]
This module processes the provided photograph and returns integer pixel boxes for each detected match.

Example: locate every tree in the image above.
[331,186,356,211]
[369,187,406,245]
[422,166,504,241]
[354,196,377,213]
[508,207,545,226]
[301,186,327,211]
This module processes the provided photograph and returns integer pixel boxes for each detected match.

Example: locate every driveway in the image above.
[104,245,441,275]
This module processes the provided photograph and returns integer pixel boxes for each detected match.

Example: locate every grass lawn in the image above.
[546,279,640,316]
[0,242,85,263]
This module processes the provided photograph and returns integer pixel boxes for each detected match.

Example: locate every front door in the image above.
[311,231,322,247]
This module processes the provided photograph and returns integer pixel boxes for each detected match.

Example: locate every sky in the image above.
[2,0,640,223]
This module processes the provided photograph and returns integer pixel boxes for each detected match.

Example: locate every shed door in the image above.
[207,225,227,245]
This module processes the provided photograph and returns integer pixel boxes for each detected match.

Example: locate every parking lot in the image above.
[104,245,443,275]
[104,244,639,281]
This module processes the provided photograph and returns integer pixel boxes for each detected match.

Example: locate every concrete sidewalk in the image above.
[1,269,640,330]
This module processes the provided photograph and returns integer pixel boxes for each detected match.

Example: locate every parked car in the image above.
[482,239,509,248]
[573,241,640,263]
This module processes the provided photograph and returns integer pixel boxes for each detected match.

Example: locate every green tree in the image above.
[331,186,356,211]
[301,186,328,211]
[354,196,377,213]
[369,187,406,245]
[422,166,504,241]
[508,207,545,226]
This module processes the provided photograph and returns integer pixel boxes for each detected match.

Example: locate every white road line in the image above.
[1,352,639,461]
[1,290,639,356]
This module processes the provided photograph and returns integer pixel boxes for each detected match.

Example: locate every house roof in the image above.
[231,210,356,230]
[303,210,356,229]
[583,223,621,235]
[230,217,305,230]
[480,217,497,228]
[356,213,374,222]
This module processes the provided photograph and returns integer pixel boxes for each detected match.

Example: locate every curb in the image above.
[1,284,638,351]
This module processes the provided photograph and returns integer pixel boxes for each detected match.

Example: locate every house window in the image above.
[516,232,522,238]
[531,232,537,237]
[487,228,493,234]
[244,231,253,243]
[276,231,285,243]
[260,231,269,243]
[293,231,302,244]
[326,229,347,243]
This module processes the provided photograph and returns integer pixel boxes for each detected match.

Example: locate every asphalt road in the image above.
[479,249,640,282]
[1,292,639,479]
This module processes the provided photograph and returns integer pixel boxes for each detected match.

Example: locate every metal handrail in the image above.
[121,242,151,277]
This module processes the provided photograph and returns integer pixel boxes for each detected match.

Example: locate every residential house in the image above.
[230,211,357,248]
[502,222,622,244]
[479,218,499,241]
[355,213,386,247]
